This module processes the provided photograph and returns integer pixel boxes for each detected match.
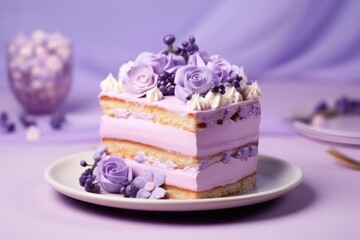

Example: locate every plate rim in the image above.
[44,151,304,211]
[293,120,360,145]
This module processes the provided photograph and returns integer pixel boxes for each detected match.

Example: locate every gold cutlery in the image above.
[327,148,360,170]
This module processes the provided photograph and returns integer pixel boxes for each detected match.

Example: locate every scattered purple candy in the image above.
[314,96,360,116]
[0,111,16,134]
[19,113,37,127]
[50,112,66,130]
[0,111,8,124]
[6,122,16,133]
[314,101,328,113]
[249,145,258,157]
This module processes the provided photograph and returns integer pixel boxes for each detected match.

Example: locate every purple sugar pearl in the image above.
[0,111,8,124]
[163,34,175,45]
[249,145,258,157]
[50,112,66,130]
[19,113,36,127]
[314,101,328,113]
[220,152,231,164]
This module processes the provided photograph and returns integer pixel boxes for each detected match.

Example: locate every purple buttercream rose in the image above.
[188,51,210,66]
[208,55,240,82]
[121,64,158,97]
[163,53,186,74]
[135,52,167,74]
[174,64,220,102]
[95,156,132,193]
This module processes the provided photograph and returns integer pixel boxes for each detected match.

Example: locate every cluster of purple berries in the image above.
[178,35,199,55]
[79,168,100,193]
[314,96,360,115]
[209,74,244,95]
[335,96,360,114]
[19,113,37,127]
[210,84,226,95]
[157,71,176,96]
[120,181,140,198]
[78,146,107,193]
[0,111,16,133]
[163,34,199,61]
[226,74,243,90]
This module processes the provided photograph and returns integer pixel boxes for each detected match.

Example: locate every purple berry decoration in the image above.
[50,112,66,130]
[80,160,88,167]
[188,35,195,44]
[314,101,328,113]
[163,34,176,45]
[19,113,36,127]
[0,111,8,124]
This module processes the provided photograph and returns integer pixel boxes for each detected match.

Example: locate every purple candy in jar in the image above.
[7,30,72,114]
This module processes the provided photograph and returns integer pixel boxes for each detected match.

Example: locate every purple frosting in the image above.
[95,156,132,193]
[121,65,158,97]
[174,65,220,102]
[174,52,221,101]
[163,53,186,74]
[135,52,167,74]
[208,55,240,83]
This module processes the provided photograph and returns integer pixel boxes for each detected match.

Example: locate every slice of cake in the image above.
[93,34,261,199]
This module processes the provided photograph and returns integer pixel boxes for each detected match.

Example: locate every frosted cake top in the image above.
[100,34,261,111]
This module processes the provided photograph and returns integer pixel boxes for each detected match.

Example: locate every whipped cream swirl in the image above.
[100,73,121,92]
[187,93,210,111]
[242,81,262,100]
[205,91,225,109]
[222,86,243,105]
[146,87,163,102]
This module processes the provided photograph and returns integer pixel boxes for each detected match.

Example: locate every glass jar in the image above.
[7,30,71,114]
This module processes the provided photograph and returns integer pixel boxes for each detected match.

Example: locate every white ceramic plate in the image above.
[44,151,303,212]
[293,115,360,145]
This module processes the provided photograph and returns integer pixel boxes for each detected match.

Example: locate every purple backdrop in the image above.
[1,0,360,92]
[0,0,359,143]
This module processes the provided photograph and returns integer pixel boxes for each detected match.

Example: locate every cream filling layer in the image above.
[100,115,260,157]
[125,155,257,192]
